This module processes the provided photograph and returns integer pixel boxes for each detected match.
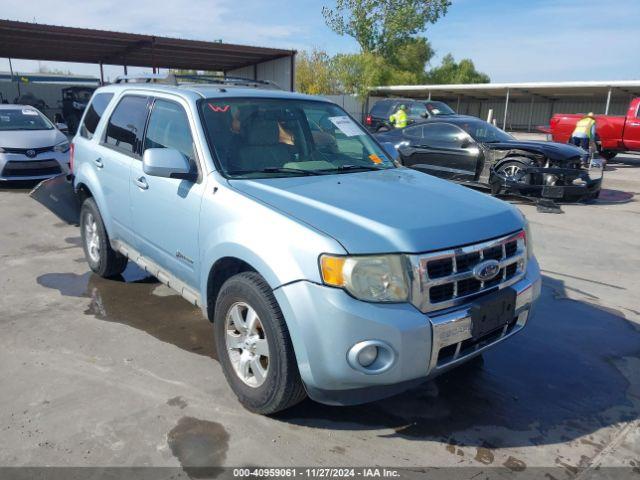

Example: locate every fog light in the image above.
[357,345,378,367]
[347,340,396,374]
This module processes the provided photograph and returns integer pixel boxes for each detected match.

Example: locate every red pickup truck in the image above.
[549,97,640,160]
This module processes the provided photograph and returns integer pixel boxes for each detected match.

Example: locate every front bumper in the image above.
[274,257,541,405]
[0,151,69,181]
[495,160,603,201]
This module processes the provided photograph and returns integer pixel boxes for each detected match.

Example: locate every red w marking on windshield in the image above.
[208,104,230,112]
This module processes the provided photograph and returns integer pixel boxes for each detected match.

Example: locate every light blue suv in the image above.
[64,79,541,414]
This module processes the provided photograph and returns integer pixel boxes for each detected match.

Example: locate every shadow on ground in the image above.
[274,275,640,449]
[36,265,640,449]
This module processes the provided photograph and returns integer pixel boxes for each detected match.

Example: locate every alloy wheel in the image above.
[84,212,100,263]
[225,302,270,388]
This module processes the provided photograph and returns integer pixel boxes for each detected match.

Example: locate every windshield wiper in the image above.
[318,164,386,173]
[226,167,321,176]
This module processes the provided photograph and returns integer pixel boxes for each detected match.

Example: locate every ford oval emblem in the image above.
[473,259,500,282]
[26,149,36,158]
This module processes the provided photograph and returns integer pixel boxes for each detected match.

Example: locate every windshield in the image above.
[424,101,455,116]
[0,108,53,131]
[200,98,396,178]
[457,120,514,143]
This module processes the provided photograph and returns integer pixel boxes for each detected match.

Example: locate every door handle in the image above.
[134,176,149,190]
[93,157,103,168]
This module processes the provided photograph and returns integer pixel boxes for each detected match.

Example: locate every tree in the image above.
[322,0,450,59]
[332,52,391,97]
[295,49,339,95]
[426,54,490,84]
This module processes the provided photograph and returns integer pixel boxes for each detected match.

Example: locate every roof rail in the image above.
[112,73,281,90]
[175,74,282,90]
[113,73,177,85]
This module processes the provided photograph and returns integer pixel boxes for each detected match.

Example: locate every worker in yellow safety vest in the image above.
[389,104,408,129]
[570,112,596,151]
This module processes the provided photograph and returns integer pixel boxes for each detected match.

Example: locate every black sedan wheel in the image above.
[496,160,532,184]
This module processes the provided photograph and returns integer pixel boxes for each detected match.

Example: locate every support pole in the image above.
[527,96,535,132]
[456,95,461,112]
[123,65,128,75]
[428,90,431,100]
[99,63,104,85]
[604,87,612,115]
[8,57,20,97]
[502,88,510,130]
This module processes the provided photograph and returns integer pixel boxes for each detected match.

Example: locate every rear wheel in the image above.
[80,198,128,278]
[600,150,617,161]
[214,272,306,414]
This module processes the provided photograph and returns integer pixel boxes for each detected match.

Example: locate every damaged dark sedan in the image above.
[376,116,603,201]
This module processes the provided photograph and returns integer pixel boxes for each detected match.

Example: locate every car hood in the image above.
[228,168,524,254]
[0,129,66,149]
[486,140,584,161]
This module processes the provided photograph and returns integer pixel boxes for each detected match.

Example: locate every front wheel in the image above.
[496,160,533,185]
[600,150,617,161]
[214,272,306,414]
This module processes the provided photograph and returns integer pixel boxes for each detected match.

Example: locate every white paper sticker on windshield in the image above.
[22,109,38,115]
[328,115,364,137]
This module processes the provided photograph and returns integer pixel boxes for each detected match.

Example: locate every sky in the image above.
[1,0,638,83]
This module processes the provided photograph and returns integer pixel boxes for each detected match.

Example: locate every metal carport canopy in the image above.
[370,81,640,99]
[0,19,295,72]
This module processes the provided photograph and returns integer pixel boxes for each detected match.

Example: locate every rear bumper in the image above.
[274,257,541,405]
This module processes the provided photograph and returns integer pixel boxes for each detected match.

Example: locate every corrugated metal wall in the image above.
[323,94,364,120]
[0,82,82,120]
[227,56,294,91]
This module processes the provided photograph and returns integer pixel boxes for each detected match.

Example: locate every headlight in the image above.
[320,254,409,302]
[523,220,534,259]
[54,141,70,153]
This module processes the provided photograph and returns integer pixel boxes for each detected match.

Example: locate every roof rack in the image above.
[113,73,178,84]
[112,73,282,90]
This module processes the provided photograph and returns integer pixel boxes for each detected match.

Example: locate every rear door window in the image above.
[144,99,197,172]
[80,92,114,139]
[103,95,150,156]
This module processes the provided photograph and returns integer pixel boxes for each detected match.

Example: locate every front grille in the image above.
[412,232,527,312]
[2,146,54,155]
[1,160,61,177]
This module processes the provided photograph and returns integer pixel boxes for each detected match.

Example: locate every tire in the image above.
[496,159,534,185]
[600,150,617,161]
[80,198,128,278]
[214,272,306,414]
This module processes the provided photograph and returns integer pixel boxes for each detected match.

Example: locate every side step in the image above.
[111,239,202,308]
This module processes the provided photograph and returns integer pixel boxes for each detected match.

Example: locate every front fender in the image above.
[197,181,347,316]
[73,162,113,235]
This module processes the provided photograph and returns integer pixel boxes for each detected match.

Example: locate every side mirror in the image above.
[56,122,69,133]
[143,148,195,181]
[460,137,473,149]
[381,142,399,161]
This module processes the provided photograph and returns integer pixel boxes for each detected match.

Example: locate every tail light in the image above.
[365,115,372,126]
[69,142,75,173]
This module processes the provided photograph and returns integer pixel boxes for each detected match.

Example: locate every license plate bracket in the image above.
[470,288,517,338]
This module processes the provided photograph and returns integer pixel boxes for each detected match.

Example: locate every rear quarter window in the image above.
[370,101,393,117]
[79,92,114,140]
